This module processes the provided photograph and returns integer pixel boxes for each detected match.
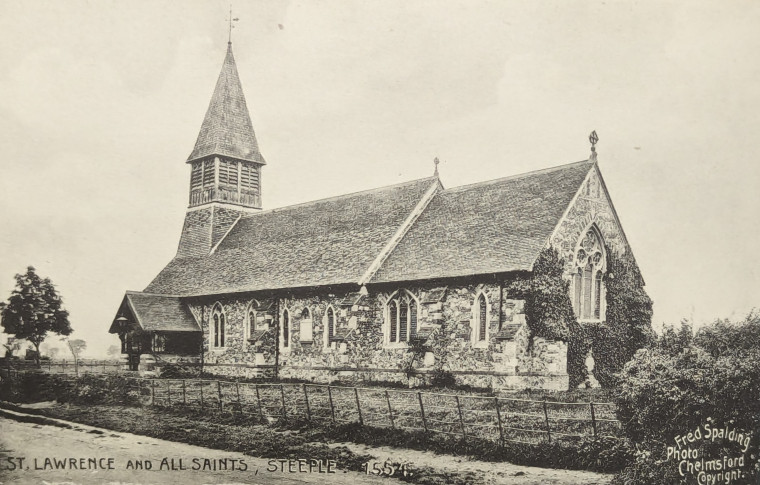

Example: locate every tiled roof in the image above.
[144,177,439,296]
[110,291,201,333]
[370,161,593,283]
[187,43,265,164]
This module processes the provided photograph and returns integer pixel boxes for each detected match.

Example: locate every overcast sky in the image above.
[1,0,758,357]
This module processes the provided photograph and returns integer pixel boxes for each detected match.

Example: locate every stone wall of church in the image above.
[186,279,569,390]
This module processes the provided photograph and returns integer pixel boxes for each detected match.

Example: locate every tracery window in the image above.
[572,227,606,321]
[211,303,226,348]
[385,290,419,344]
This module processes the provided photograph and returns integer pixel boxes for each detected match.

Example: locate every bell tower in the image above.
[176,42,266,258]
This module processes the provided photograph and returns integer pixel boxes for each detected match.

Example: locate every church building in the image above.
[110,42,644,390]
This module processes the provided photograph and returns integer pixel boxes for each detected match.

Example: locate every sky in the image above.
[0,0,758,357]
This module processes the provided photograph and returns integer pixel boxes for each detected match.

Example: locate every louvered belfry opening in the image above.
[188,156,262,208]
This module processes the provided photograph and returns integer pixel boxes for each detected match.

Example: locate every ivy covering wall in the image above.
[507,248,574,343]
[509,246,654,389]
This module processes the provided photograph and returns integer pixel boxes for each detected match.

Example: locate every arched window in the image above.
[385,290,419,344]
[300,307,313,342]
[281,309,290,350]
[211,303,226,348]
[475,293,488,342]
[572,227,606,321]
[325,306,335,347]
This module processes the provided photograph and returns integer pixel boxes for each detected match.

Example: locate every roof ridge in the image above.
[442,159,592,194]
[126,290,184,298]
[239,175,439,219]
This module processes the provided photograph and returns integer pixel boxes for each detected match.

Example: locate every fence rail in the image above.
[0,367,621,444]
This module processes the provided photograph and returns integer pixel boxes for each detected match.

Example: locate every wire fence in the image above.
[135,378,620,444]
[0,367,621,444]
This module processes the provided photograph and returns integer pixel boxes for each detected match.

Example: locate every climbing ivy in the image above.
[507,247,574,344]
[592,247,654,387]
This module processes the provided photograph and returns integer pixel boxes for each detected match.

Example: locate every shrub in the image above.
[613,312,760,484]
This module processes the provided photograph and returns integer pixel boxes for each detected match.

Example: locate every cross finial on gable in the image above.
[433,157,440,176]
[589,130,599,162]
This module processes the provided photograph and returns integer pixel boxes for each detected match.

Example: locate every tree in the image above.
[68,339,87,359]
[0,266,72,365]
[106,344,120,358]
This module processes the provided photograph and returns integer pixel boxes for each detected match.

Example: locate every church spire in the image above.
[187,43,266,165]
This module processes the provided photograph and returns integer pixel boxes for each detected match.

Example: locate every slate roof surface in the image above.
[144,177,438,296]
[370,160,593,283]
[187,43,266,164]
[113,292,201,333]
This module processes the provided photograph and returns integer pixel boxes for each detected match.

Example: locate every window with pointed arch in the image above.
[300,307,313,342]
[385,290,419,346]
[572,227,606,321]
[324,306,336,348]
[280,308,291,352]
[211,303,226,349]
[473,292,490,346]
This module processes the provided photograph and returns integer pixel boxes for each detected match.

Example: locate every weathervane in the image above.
[589,130,599,162]
[227,5,239,44]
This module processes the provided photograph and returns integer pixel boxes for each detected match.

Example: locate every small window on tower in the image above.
[241,163,260,194]
[219,159,238,186]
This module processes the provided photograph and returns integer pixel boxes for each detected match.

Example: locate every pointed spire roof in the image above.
[187,43,266,164]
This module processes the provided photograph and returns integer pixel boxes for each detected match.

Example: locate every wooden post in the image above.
[182,380,186,405]
[543,399,551,443]
[151,380,155,406]
[418,392,428,432]
[455,395,466,438]
[103,361,106,373]
[354,387,363,425]
[385,390,395,428]
[62,361,66,373]
[199,380,204,410]
[235,381,241,412]
[217,380,223,412]
[280,384,287,419]
[303,384,311,421]
[590,401,597,438]
[166,380,171,405]
[494,397,504,445]
[327,386,336,423]
[255,384,263,419]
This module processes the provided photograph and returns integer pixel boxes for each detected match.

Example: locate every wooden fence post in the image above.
[235,381,241,412]
[103,361,106,373]
[217,380,223,412]
[199,380,204,410]
[280,384,287,419]
[455,395,466,438]
[182,380,186,405]
[354,387,363,425]
[166,380,171,405]
[303,384,311,421]
[418,392,428,432]
[385,390,395,428]
[327,386,336,423]
[151,379,156,406]
[494,397,504,446]
[255,384,263,420]
[589,401,597,438]
[543,399,551,443]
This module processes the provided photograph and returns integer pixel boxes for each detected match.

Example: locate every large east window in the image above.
[572,227,606,321]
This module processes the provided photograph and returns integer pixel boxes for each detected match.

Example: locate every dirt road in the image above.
[0,416,386,485]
